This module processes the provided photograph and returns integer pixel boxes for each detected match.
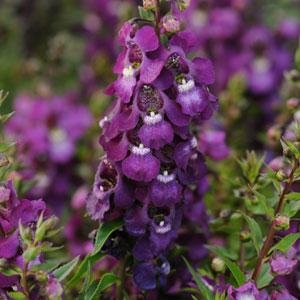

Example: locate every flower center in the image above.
[128,43,143,64]
[132,144,151,156]
[166,52,189,74]
[143,111,162,125]
[137,84,164,112]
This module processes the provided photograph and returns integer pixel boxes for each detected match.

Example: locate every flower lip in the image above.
[143,112,162,125]
[157,171,175,183]
[131,144,151,156]
[178,78,195,93]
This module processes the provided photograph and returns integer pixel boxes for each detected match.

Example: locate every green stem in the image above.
[251,158,299,281]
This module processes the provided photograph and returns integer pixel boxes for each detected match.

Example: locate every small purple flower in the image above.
[270,288,298,300]
[270,248,298,276]
[228,281,259,300]
[199,130,230,161]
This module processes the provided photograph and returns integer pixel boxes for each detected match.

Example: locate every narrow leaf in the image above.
[90,273,119,300]
[183,257,214,300]
[93,219,123,255]
[53,256,80,282]
[257,263,273,289]
[269,233,300,254]
[244,215,263,254]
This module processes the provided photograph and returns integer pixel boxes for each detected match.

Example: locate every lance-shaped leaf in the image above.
[53,255,80,282]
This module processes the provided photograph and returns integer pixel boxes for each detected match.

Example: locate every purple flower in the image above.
[228,282,259,300]
[270,288,298,300]
[270,248,298,276]
[199,130,230,161]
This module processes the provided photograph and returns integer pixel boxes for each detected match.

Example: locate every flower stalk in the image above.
[251,157,299,281]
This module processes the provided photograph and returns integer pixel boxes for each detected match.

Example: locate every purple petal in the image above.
[122,153,160,182]
[192,57,215,85]
[135,26,159,52]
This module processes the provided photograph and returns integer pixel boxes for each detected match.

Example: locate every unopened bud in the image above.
[23,246,40,262]
[240,230,251,242]
[19,222,32,245]
[287,98,300,110]
[274,215,290,231]
[276,170,286,181]
[162,15,180,33]
[35,271,48,282]
[143,0,156,10]
[294,110,300,122]
[35,216,59,242]
[211,257,225,273]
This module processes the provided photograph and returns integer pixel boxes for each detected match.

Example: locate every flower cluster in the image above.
[87,18,218,290]
[5,92,92,208]
[0,181,62,299]
[176,0,299,111]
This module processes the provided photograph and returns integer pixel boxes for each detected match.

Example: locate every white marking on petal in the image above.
[122,65,135,78]
[143,112,162,125]
[178,79,195,93]
[190,137,198,148]
[157,171,175,183]
[237,294,255,300]
[131,144,150,156]
[155,221,172,234]
[99,116,108,128]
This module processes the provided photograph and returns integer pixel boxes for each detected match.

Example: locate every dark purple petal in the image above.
[133,262,156,290]
[122,152,160,182]
[133,237,154,261]
[0,231,19,259]
[192,57,215,85]
[124,206,149,237]
[138,120,174,150]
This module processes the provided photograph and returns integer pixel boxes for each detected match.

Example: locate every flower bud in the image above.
[240,230,251,242]
[35,216,59,242]
[162,15,180,33]
[274,215,290,231]
[19,222,32,246]
[23,246,40,262]
[287,98,300,110]
[211,257,225,273]
[143,0,156,10]
[276,170,286,181]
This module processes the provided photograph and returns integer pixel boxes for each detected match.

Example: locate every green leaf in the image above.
[257,263,273,289]
[93,219,123,255]
[138,6,155,21]
[183,257,214,300]
[67,252,104,287]
[53,255,80,282]
[206,245,237,261]
[269,233,300,254]
[206,246,246,286]
[89,273,119,300]
[285,192,300,201]
[253,191,274,218]
[0,111,14,123]
[243,215,263,254]
[283,201,300,217]
[281,139,300,159]
[7,292,26,300]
